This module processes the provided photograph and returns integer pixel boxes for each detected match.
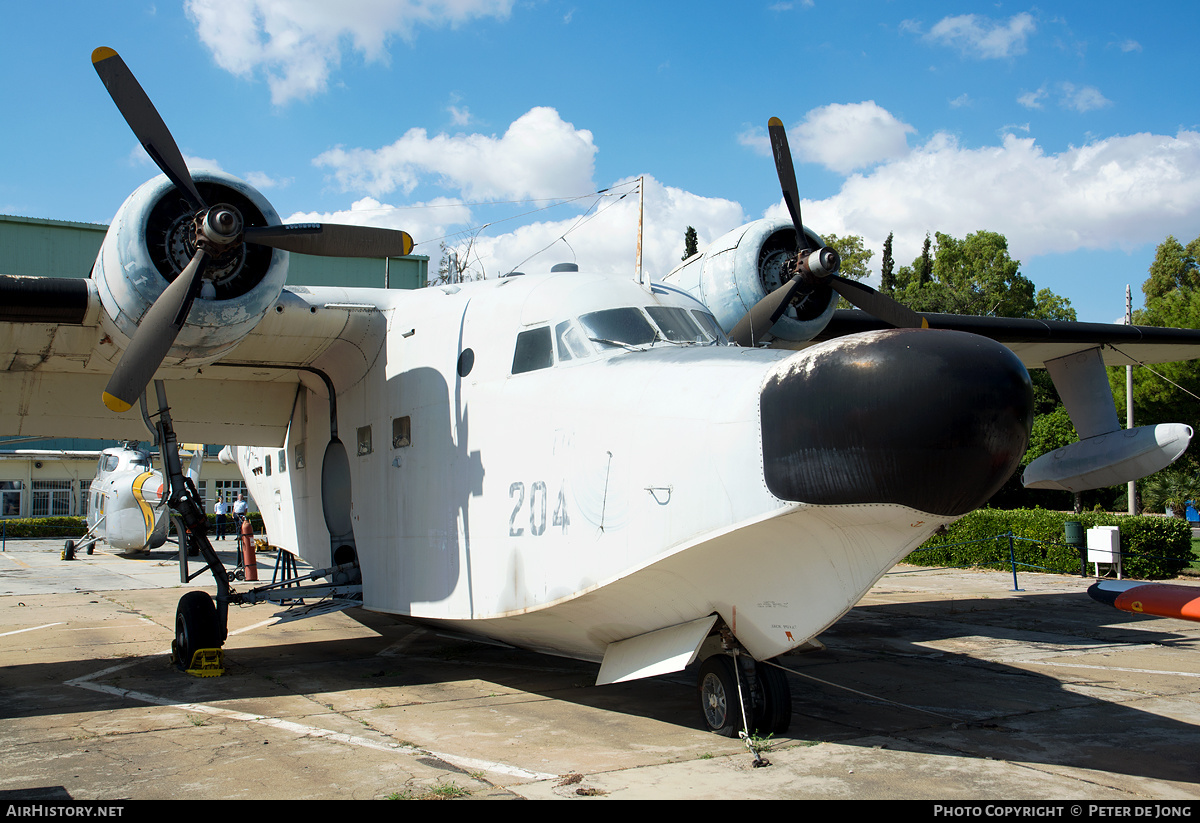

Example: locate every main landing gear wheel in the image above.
[173,591,220,671]
[698,655,745,737]
[62,539,75,561]
[755,661,792,735]
[697,655,793,737]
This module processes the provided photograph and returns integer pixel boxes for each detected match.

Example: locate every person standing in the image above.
[233,493,248,523]
[214,495,227,541]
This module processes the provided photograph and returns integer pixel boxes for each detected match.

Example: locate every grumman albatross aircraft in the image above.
[2,48,1199,737]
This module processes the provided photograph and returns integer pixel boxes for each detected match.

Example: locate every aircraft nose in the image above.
[760,328,1032,516]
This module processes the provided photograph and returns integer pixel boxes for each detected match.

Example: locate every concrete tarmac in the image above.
[2,537,1199,801]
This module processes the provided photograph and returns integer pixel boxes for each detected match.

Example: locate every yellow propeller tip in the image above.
[92,47,118,64]
[102,392,132,413]
[768,116,783,127]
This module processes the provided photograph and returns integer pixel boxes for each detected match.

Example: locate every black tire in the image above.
[174,591,220,671]
[62,540,75,561]
[755,661,792,735]
[698,655,745,737]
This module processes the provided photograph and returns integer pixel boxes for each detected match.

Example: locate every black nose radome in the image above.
[761,329,1032,517]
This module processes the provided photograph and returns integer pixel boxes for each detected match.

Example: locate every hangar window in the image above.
[1,481,23,517]
[512,326,554,374]
[32,480,72,517]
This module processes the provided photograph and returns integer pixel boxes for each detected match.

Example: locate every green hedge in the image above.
[0,516,87,538]
[905,508,1195,580]
[1,512,264,540]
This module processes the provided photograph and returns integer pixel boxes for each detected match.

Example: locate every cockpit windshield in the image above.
[514,304,729,375]
[578,307,658,350]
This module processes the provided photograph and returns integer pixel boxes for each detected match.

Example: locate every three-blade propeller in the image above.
[730,117,926,347]
[92,47,415,413]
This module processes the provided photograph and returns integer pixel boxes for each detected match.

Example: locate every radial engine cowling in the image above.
[663,218,838,343]
[93,170,288,368]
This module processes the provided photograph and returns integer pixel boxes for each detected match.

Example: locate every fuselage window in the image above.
[646,306,706,343]
[578,307,656,350]
[512,326,554,374]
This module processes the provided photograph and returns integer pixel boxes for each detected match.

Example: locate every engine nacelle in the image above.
[663,218,838,343]
[93,170,288,367]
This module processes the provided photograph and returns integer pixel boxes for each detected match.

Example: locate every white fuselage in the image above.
[87,447,168,552]
[241,272,959,666]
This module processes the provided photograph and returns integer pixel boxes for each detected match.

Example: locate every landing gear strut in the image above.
[144,382,231,671]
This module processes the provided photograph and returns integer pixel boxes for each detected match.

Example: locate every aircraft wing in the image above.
[796,310,1200,370]
[0,274,386,446]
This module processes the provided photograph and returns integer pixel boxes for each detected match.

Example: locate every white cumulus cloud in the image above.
[920,12,1037,59]
[185,0,514,105]
[789,128,1200,278]
[314,107,598,201]
[739,102,915,173]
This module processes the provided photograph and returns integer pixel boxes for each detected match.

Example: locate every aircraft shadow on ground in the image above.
[5,589,1198,784]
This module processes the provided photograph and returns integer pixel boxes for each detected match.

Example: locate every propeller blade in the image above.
[92,47,206,212]
[244,224,415,258]
[768,117,808,252]
[830,276,928,329]
[730,275,808,347]
[102,249,208,413]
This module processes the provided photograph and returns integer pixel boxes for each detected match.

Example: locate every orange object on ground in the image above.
[1088,580,1200,622]
[240,518,258,581]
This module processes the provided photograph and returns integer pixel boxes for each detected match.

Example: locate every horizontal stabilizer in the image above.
[1023,423,1193,492]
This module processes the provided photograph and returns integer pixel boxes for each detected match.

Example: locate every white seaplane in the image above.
[1,48,1198,736]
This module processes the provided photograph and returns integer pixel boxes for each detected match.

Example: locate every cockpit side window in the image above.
[555,320,592,362]
[512,326,554,374]
[578,307,657,350]
[646,306,706,343]
[691,310,728,344]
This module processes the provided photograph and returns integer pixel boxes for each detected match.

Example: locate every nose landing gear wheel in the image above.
[174,590,220,671]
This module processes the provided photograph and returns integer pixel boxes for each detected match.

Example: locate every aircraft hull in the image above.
[379,500,952,664]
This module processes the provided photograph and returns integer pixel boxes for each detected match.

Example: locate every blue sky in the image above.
[2,1,1198,322]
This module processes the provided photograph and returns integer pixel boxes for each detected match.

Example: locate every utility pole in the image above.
[1127,284,1138,515]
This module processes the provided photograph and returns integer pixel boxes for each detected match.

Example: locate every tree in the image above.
[895,230,1052,319]
[1140,469,1200,518]
[822,234,874,311]
[1143,235,1200,302]
[880,232,895,294]
[918,233,932,286]
[682,226,699,261]
[821,233,873,281]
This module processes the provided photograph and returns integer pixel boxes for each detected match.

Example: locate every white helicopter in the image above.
[62,441,204,560]
[2,47,1198,737]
